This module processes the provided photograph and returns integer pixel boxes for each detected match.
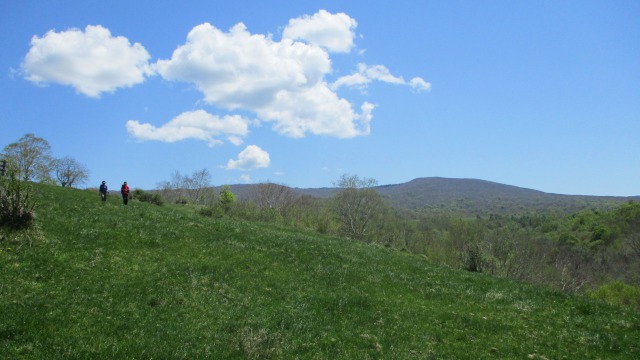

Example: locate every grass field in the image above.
[1,184,639,359]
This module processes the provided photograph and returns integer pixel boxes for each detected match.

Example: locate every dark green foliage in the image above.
[131,189,164,206]
[0,172,35,229]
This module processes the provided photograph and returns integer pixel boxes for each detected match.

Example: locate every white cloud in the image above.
[225,145,271,170]
[358,102,375,135]
[262,83,372,138]
[282,9,357,53]
[126,110,249,146]
[239,174,252,183]
[330,72,369,91]
[21,25,153,97]
[361,64,405,84]
[156,19,372,138]
[332,63,431,92]
[155,22,331,109]
[409,77,432,91]
[21,11,430,141]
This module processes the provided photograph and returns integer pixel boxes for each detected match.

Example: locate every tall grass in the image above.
[1,184,638,359]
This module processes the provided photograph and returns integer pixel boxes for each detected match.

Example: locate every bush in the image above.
[199,205,224,218]
[589,281,640,310]
[131,189,164,206]
[0,172,35,229]
[461,241,484,272]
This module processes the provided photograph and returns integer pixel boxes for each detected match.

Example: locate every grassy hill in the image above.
[1,184,639,359]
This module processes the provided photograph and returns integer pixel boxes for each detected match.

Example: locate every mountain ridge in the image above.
[282,177,639,214]
[376,177,639,211]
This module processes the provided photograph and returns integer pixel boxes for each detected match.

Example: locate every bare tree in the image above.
[157,169,214,205]
[157,170,187,204]
[2,133,54,182]
[185,168,213,204]
[251,182,297,216]
[332,174,385,241]
[55,156,89,188]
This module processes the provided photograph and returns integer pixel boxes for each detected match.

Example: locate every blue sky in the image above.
[2,0,639,196]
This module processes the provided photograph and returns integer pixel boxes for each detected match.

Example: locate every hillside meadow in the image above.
[1,184,639,359]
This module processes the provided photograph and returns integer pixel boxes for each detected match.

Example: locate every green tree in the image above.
[219,185,236,213]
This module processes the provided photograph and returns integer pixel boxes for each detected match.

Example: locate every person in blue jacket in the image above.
[99,181,108,202]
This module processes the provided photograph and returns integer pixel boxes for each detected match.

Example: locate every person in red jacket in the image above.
[121,181,130,205]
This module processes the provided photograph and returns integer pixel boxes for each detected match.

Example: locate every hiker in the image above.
[121,181,130,205]
[99,181,108,202]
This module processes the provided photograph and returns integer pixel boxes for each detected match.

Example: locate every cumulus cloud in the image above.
[156,22,330,109]
[155,16,372,138]
[332,63,431,92]
[126,110,250,146]
[226,145,271,170]
[21,25,153,97]
[282,9,357,53]
[20,10,430,142]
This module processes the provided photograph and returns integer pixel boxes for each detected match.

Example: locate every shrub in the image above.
[589,281,640,310]
[131,189,164,206]
[199,205,224,218]
[0,172,35,229]
[461,241,484,272]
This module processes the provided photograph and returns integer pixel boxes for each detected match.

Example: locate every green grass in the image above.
[1,184,639,359]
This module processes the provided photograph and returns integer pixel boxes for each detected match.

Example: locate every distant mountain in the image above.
[215,177,638,215]
[384,178,638,213]
[291,177,640,215]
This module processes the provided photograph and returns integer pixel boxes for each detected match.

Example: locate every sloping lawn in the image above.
[1,184,638,358]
